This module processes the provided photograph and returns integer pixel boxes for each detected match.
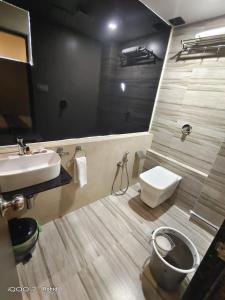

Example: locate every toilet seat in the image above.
[139,166,181,190]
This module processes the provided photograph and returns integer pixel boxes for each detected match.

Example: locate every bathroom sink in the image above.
[0,150,61,192]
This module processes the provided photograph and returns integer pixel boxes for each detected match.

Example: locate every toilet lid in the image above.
[139,166,181,190]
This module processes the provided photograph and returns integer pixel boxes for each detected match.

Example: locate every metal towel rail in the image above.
[174,34,225,60]
[74,146,86,157]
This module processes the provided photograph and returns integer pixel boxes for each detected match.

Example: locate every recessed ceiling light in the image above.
[108,22,117,31]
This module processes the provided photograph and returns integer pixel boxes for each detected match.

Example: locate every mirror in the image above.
[0,0,171,146]
[0,1,32,64]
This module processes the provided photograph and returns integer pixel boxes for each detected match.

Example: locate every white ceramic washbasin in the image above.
[0,150,61,193]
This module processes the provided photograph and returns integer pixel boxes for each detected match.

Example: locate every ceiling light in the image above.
[108,22,117,31]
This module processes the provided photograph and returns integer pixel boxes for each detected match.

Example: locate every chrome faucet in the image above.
[17,137,27,155]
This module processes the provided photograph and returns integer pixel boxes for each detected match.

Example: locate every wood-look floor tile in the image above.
[57,274,90,300]
[90,199,131,242]
[17,185,213,300]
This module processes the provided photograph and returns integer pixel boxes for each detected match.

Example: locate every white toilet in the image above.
[139,166,182,208]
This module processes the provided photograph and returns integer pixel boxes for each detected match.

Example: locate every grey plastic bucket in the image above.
[149,227,200,291]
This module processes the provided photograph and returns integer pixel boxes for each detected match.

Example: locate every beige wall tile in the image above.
[4,133,152,224]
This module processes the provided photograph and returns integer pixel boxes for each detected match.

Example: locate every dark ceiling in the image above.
[6,0,170,42]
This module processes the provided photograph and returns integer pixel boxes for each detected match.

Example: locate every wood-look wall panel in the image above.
[143,150,207,214]
[150,15,225,174]
[98,31,169,134]
[149,14,225,228]
[193,142,225,227]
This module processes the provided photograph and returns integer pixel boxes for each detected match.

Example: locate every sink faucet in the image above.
[17,137,27,155]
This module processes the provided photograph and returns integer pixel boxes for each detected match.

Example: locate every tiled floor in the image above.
[17,184,213,300]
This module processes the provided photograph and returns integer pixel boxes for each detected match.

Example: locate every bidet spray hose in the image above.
[111,153,129,196]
